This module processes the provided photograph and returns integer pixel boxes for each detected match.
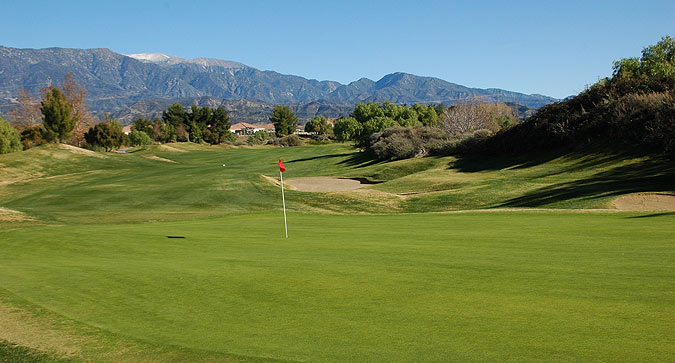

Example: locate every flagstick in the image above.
[280,170,288,238]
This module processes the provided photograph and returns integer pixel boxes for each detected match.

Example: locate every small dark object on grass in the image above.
[167,236,185,239]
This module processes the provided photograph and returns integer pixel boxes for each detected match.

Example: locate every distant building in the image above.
[122,125,132,135]
[230,122,276,135]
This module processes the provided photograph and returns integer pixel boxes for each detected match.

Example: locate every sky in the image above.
[2,0,674,99]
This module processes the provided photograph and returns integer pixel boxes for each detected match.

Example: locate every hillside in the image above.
[0,46,556,123]
[474,36,675,157]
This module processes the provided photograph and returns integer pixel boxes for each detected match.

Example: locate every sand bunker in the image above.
[611,193,675,211]
[144,155,177,163]
[282,177,369,192]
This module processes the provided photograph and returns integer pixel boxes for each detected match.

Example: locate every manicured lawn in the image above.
[1,212,673,361]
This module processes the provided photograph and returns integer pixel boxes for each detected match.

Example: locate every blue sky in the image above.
[2,0,674,99]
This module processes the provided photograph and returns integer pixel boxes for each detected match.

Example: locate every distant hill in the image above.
[0,46,557,123]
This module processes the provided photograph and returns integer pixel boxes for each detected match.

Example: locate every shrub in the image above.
[128,130,153,146]
[272,134,302,147]
[247,130,270,145]
[0,118,22,154]
[309,134,332,144]
[84,120,124,152]
[282,134,302,147]
[20,125,47,150]
[369,126,450,160]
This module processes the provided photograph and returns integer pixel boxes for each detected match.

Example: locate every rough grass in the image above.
[0,340,68,362]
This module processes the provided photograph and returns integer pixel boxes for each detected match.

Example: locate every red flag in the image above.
[278,159,286,172]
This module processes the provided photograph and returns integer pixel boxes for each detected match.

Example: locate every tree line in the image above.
[1,74,520,156]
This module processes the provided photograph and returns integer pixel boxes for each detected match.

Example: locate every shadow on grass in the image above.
[287,152,354,163]
[625,212,675,219]
[497,159,675,207]
[337,151,384,168]
[449,149,566,172]
[450,145,639,175]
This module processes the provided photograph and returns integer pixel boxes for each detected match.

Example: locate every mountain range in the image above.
[0,46,557,124]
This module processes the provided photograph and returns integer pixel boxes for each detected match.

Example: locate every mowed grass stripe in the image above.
[0,212,673,362]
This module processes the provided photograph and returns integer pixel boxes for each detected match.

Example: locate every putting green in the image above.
[1,211,673,361]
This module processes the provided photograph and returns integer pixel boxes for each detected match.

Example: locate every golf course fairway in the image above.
[1,212,674,362]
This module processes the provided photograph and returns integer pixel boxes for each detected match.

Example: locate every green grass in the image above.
[1,144,673,227]
[0,142,674,361]
[1,212,674,361]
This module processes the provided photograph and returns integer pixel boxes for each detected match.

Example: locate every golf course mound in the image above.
[158,144,186,152]
[56,144,107,158]
[611,192,675,211]
[281,177,370,192]
[144,155,177,163]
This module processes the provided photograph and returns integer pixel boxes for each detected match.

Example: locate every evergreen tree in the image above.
[40,88,78,143]
[269,105,298,136]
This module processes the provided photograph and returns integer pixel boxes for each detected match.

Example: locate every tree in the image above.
[84,116,124,152]
[333,117,362,142]
[41,88,78,143]
[439,98,499,135]
[194,106,231,144]
[62,73,95,146]
[132,118,154,136]
[412,104,439,127]
[304,116,333,135]
[0,117,22,154]
[612,36,675,93]
[162,103,188,128]
[9,88,41,129]
[269,105,298,136]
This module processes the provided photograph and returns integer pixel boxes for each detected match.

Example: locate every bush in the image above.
[0,118,22,154]
[84,120,124,152]
[20,125,47,150]
[308,134,333,144]
[129,130,153,146]
[369,126,450,160]
[272,134,302,147]
[247,130,270,145]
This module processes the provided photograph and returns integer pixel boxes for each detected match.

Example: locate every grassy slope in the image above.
[1,143,673,226]
[0,143,674,361]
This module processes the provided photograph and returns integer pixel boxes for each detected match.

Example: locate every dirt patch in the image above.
[158,145,186,152]
[0,207,36,222]
[611,193,675,211]
[57,144,107,158]
[144,155,177,163]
